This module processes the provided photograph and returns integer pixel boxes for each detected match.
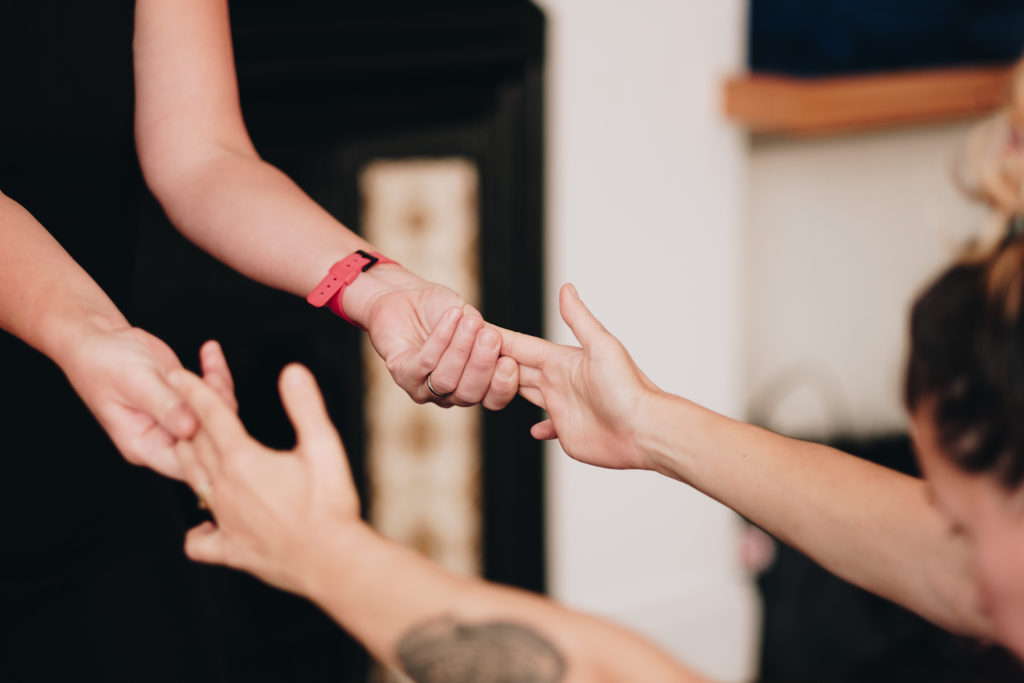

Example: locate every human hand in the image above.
[169,353,361,595]
[62,327,236,479]
[351,267,519,409]
[498,284,662,470]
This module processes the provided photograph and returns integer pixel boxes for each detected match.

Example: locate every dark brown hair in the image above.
[905,235,1024,488]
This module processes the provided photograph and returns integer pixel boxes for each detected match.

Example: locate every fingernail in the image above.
[283,364,307,387]
[567,283,580,300]
[480,329,499,350]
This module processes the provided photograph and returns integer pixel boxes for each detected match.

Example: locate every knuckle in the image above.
[385,356,403,375]
[453,324,481,350]
[430,375,456,393]
[416,355,439,375]
[468,353,496,373]
[449,337,475,355]
[451,389,483,407]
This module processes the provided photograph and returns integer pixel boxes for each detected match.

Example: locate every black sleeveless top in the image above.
[0,0,149,575]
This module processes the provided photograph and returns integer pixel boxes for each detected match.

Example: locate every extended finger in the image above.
[530,419,557,440]
[518,386,546,409]
[449,327,502,406]
[517,365,545,389]
[168,369,248,455]
[173,437,213,501]
[559,283,611,348]
[184,521,226,565]
[481,355,519,411]
[278,364,342,456]
[424,315,482,400]
[494,325,555,367]
[200,340,238,413]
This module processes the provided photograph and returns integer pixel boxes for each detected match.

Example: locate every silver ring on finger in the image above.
[426,373,453,399]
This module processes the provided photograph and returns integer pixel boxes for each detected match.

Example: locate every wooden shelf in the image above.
[724,65,1015,136]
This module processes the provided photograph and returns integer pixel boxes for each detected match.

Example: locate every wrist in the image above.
[298,519,384,603]
[43,306,130,373]
[340,263,426,327]
[635,391,719,482]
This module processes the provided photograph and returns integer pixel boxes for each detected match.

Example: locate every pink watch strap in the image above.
[306,250,397,327]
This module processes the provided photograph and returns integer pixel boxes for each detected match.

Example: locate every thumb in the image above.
[278,364,342,455]
[531,419,558,440]
[559,283,609,348]
[184,521,226,565]
[199,340,238,413]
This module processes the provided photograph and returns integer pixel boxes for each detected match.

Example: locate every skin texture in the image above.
[498,284,993,641]
[913,407,1024,657]
[169,348,705,683]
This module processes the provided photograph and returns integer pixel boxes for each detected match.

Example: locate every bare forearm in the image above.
[302,524,703,683]
[640,392,990,638]
[134,0,423,325]
[146,150,424,323]
[148,150,363,296]
[0,192,128,365]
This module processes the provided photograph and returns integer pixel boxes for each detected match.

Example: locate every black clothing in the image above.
[0,3,355,681]
[0,2,230,680]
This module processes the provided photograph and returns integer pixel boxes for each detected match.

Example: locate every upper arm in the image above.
[133,0,257,192]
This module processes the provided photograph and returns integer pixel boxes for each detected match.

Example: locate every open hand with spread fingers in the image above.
[497,284,664,471]
[168,345,362,596]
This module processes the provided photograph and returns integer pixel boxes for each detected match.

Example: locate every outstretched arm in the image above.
[169,354,705,683]
[132,0,516,409]
[0,191,235,477]
[499,284,993,640]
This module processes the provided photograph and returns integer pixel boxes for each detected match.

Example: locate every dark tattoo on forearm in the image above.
[396,615,567,683]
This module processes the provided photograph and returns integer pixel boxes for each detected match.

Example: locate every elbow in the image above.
[136,151,174,207]
[134,130,191,208]
[135,123,258,208]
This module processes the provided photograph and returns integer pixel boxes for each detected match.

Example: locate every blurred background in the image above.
[138,1,1024,681]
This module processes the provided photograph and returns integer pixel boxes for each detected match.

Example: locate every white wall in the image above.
[535,2,758,681]
[747,123,991,440]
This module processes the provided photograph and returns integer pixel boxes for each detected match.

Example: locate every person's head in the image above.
[905,230,1024,654]
[956,58,1024,223]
